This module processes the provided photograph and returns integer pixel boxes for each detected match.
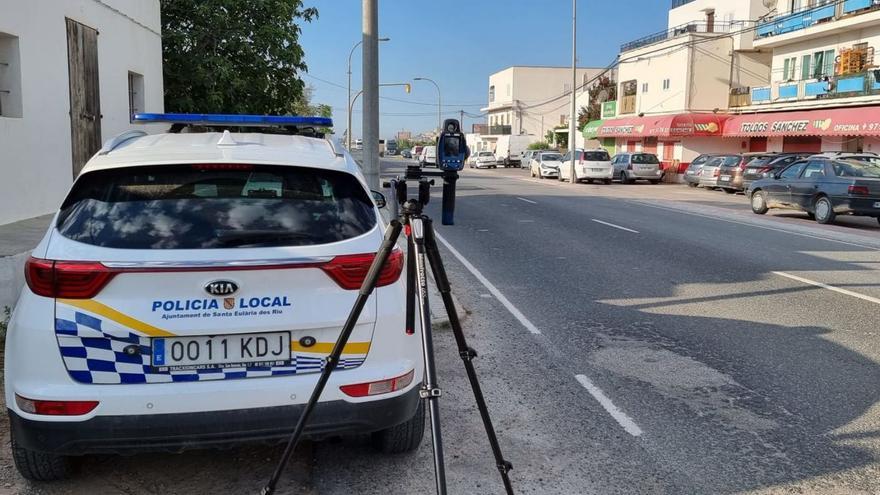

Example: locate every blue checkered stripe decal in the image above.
[54,307,365,384]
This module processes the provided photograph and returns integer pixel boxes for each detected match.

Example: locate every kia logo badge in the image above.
[204,280,239,296]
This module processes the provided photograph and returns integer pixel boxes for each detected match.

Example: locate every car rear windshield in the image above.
[56,164,377,249]
[745,157,773,167]
[832,161,880,178]
[631,154,659,164]
[712,155,741,167]
[580,151,611,161]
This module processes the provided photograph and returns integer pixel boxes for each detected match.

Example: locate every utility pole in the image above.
[460,110,465,131]
[568,0,578,184]
[362,0,380,190]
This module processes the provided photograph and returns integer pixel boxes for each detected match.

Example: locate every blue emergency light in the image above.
[132,113,333,128]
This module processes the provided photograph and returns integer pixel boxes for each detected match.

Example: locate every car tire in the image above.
[687,182,698,188]
[586,179,594,184]
[650,180,660,185]
[814,196,836,224]
[723,188,736,194]
[372,400,425,454]
[538,173,544,180]
[750,190,769,215]
[604,179,612,185]
[621,172,633,185]
[806,212,816,220]
[11,434,72,481]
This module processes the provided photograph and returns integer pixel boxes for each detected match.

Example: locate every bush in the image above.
[528,142,551,151]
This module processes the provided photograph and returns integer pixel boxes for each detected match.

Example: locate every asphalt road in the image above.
[332,158,880,494]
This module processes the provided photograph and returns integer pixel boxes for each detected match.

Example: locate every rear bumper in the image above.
[833,197,880,216]
[9,385,421,455]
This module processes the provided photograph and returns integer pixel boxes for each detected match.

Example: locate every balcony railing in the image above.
[743,71,880,106]
[472,124,512,135]
[621,21,739,53]
[671,0,695,8]
[755,0,880,40]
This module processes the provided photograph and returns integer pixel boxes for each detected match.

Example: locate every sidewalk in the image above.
[0,214,53,310]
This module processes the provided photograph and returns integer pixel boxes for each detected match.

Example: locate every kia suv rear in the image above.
[5,125,424,481]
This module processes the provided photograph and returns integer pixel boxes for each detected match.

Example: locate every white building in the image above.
[730,0,880,153]
[0,0,164,226]
[590,0,774,170]
[471,66,610,153]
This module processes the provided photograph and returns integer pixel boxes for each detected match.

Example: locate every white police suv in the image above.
[5,114,424,480]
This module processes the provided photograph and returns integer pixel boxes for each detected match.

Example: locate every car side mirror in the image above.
[371,190,387,209]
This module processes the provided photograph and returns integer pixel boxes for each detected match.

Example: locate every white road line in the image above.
[575,374,643,437]
[516,197,537,204]
[773,271,880,305]
[633,201,879,251]
[591,219,640,234]
[433,231,541,335]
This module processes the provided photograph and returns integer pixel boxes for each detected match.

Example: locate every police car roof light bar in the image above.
[132,113,333,128]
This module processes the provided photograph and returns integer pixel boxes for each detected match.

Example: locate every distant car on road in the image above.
[419,145,437,167]
[748,158,880,224]
[471,151,497,169]
[558,149,613,184]
[401,149,412,159]
[741,153,809,192]
[520,150,537,169]
[717,152,777,194]
[530,151,563,179]
[684,154,718,188]
[612,152,663,184]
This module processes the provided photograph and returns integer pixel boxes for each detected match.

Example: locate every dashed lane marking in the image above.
[575,374,644,437]
[517,197,538,204]
[591,219,640,234]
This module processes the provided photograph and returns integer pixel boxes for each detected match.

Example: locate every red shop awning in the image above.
[596,113,728,138]
[723,106,880,137]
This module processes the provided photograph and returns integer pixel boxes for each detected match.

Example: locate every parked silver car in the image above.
[612,153,663,184]
[699,155,740,189]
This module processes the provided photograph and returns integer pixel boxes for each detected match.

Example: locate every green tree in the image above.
[161,0,318,114]
[586,75,617,122]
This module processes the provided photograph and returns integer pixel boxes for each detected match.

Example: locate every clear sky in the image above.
[299,0,670,139]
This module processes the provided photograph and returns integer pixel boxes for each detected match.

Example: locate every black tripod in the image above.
[262,179,514,495]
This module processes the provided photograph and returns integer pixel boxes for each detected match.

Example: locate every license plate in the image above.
[591,168,605,172]
[874,202,880,208]
[152,331,292,371]
[746,168,757,174]
[720,175,731,181]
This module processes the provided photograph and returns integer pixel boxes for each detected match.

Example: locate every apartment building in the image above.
[0,0,164,225]
[471,66,610,153]
[587,0,774,171]
[730,0,880,153]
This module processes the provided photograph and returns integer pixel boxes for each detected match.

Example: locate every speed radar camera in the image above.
[437,119,468,172]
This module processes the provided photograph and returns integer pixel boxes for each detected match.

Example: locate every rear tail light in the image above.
[321,249,404,290]
[25,258,116,299]
[339,369,415,397]
[15,395,98,416]
[849,185,870,195]
[191,163,254,171]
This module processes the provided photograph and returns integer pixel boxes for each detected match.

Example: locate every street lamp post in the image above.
[347,37,389,149]
[348,83,412,127]
[414,77,442,133]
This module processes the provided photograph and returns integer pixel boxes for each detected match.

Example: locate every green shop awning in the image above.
[582,120,603,139]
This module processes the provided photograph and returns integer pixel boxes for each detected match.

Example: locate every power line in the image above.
[302,73,485,107]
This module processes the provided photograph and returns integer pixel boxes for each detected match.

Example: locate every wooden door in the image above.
[66,18,101,178]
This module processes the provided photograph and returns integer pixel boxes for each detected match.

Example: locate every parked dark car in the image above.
[717,152,777,194]
[684,154,718,188]
[740,153,810,192]
[401,149,412,159]
[748,158,880,224]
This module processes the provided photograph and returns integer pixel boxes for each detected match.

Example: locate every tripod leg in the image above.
[410,217,448,495]
[261,221,403,495]
[422,218,516,495]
